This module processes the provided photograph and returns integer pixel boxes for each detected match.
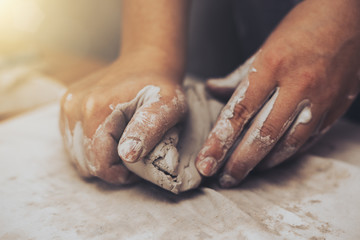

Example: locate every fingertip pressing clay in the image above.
[122,78,224,194]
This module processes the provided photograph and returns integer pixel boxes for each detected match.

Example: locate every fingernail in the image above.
[197,157,217,176]
[118,139,143,163]
[219,173,238,188]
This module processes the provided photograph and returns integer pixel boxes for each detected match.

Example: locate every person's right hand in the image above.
[59,53,187,184]
[195,0,360,188]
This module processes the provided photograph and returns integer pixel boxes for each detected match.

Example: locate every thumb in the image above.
[206,54,258,100]
[118,85,187,163]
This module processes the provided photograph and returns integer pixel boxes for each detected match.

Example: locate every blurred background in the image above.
[0,0,121,60]
[0,0,122,120]
[0,0,358,122]
[0,0,239,121]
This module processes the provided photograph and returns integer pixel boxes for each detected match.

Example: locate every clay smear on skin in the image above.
[242,90,313,172]
[207,54,258,90]
[121,81,204,193]
[290,104,312,134]
[196,54,260,176]
[174,87,187,109]
[204,55,257,164]
[64,120,91,176]
[118,86,186,160]
[247,93,313,147]
[65,93,73,102]
[245,88,281,146]
[218,55,257,119]
[263,101,313,168]
[64,85,161,175]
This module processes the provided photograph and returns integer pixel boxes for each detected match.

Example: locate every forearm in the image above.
[120,0,190,80]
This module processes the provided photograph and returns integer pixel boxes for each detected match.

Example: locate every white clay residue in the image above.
[297,106,312,125]
[175,88,186,105]
[266,144,298,168]
[289,103,312,135]
[118,138,142,161]
[65,93,73,102]
[225,77,250,119]
[246,88,280,146]
[171,87,187,114]
[223,109,234,119]
[196,54,260,169]
[210,118,234,150]
[222,54,259,120]
[219,173,237,187]
[64,120,91,177]
[80,82,200,194]
[64,86,161,178]
[264,101,313,167]
[116,85,161,154]
[207,54,257,89]
[122,80,216,193]
[160,104,171,113]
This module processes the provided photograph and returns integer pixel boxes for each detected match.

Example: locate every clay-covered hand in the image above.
[60,57,187,184]
[196,0,360,187]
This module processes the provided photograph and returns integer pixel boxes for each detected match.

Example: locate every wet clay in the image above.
[123,79,224,193]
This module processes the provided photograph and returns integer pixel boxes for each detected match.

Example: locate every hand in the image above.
[196,0,360,187]
[60,54,187,184]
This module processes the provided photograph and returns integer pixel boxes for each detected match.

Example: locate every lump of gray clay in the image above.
[122,78,224,194]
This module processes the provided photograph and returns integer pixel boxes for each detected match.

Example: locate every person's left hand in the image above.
[195,0,360,187]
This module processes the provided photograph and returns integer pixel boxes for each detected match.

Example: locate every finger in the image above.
[218,88,308,188]
[87,108,139,184]
[196,55,276,176]
[297,91,356,154]
[91,132,139,184]
[118,87,187,163]
[206,54,258,100]
[256,104,324,170]
[320,92,356,133]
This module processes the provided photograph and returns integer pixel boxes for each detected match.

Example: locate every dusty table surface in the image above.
[0,103,360,240]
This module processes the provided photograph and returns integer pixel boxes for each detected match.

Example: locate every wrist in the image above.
[116,47,186,83]
[294,0,360,31]
[268,0,360,55]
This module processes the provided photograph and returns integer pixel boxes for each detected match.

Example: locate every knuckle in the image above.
[258,123,279,141]
[133,110,158,130]
[60,91,74,114]
[232,102,252,125]
[262,48,286,71]
[298,70,319,90]
[82,94,99,120]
